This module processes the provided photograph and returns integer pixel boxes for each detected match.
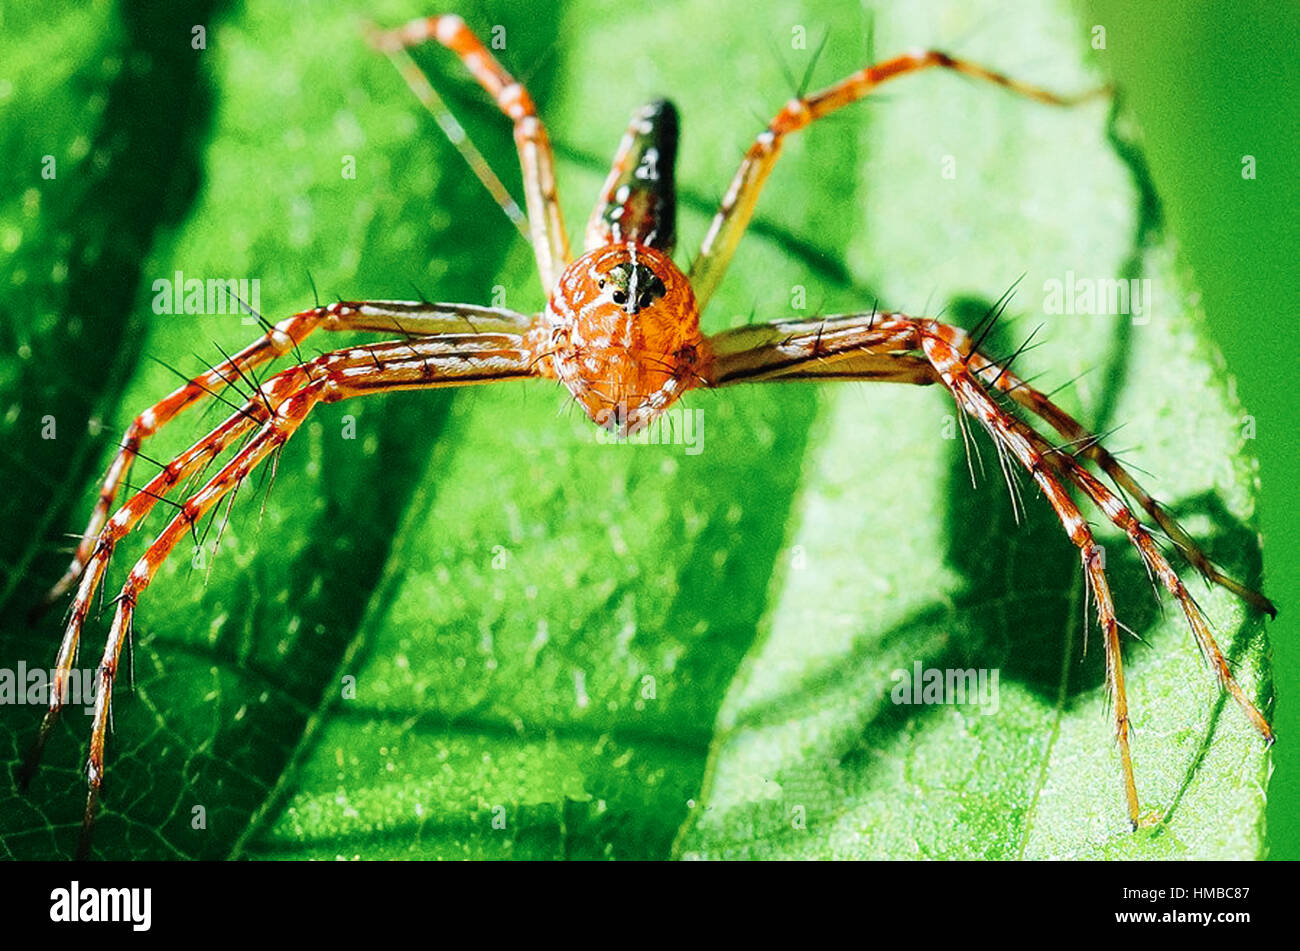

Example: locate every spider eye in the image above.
[638,293,653,309]
[598,279,606,289]
[612,290,628,305]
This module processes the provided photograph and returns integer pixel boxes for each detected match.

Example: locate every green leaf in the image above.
[0,0,1270,860]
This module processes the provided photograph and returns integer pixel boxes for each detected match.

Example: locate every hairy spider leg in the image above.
[704,309,1272,824]
[26,306,531,790]
[922,324,1147,825]
[945,331,1273,733]
[373,14,572,293]
[706,312,924,385]
[369,37,530,239]
[959,339,1277,617]
[39,302,530,610]
[708,314,1275,616]
[68,332,536,858]
[689,49,1108,313]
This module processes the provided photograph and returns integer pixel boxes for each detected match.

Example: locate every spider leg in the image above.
[689,50,1107,313]
[372,15,572,292]
[26,349,340,782]
[707,309,1272,613]
[955,334,1276,616]
[77,401,301,859]
[22,401,269,791]
[63,331,535,858]
[39,301,530,609]
[939,324,1274,737]
[920,326,1147,825]
[1029,425,1273,742]
[706,309,1274,825]
[27,332,533,831]
[705,311,930,385]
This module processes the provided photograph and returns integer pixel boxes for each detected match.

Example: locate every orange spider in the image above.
[24,14,1273,859]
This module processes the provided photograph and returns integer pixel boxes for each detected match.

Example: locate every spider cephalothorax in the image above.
[539,242,708,434]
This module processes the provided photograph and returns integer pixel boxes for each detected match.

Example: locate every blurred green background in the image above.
[1084,0,1299,859]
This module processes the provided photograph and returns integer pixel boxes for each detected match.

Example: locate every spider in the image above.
[22,13,1273,859]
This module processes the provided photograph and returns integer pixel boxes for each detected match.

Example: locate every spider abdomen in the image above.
[584,99,680,253]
